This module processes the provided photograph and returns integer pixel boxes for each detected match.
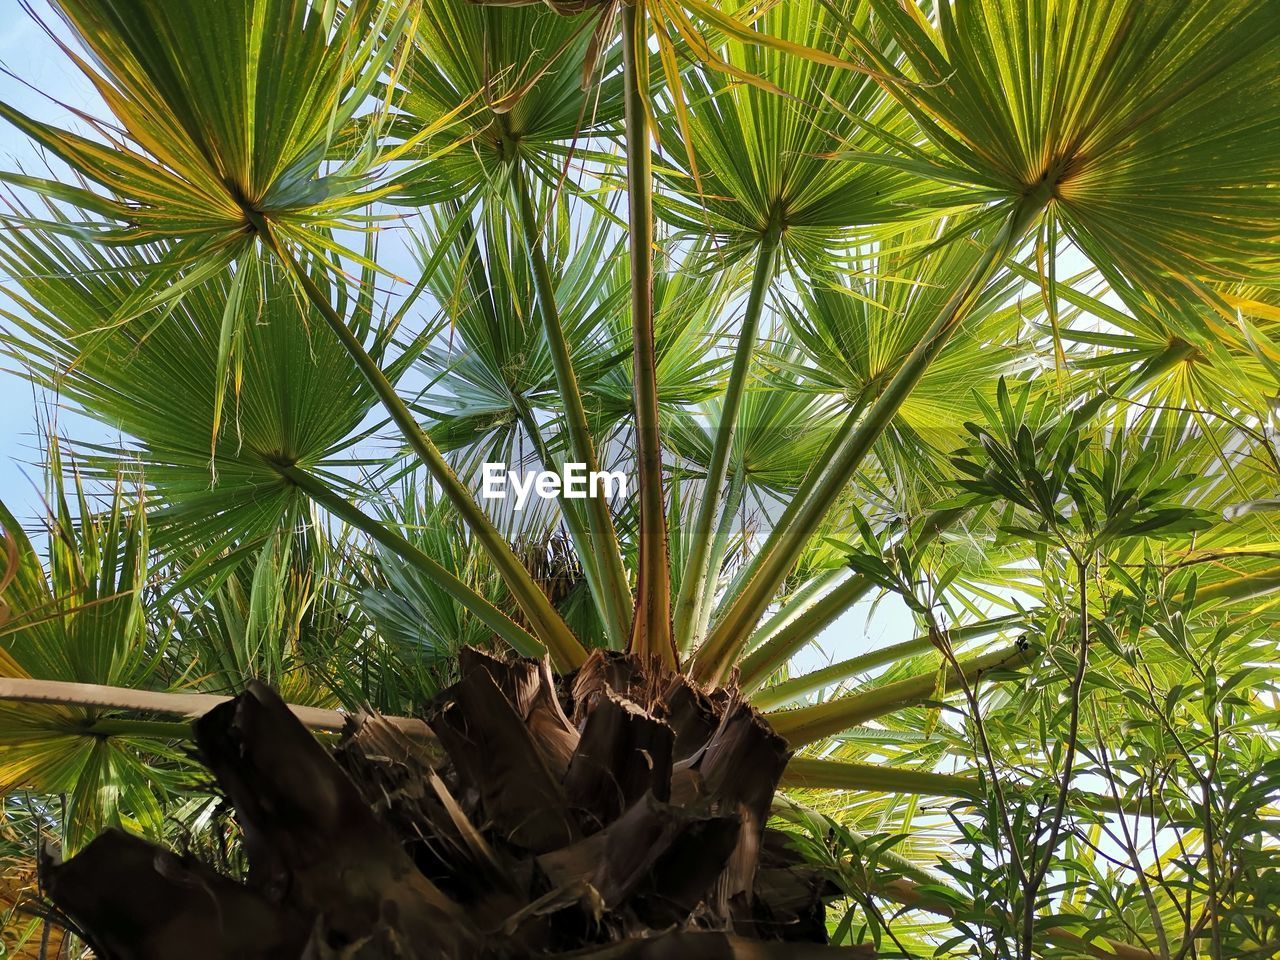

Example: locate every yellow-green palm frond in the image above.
[857,0,1280,299]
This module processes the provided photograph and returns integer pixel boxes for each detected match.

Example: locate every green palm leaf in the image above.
[0,0,410,247]
[0,469,173,852]
[0,230,382,569]
[856,0,1280,295]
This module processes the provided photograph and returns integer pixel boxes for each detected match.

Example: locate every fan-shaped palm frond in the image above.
[0,227,381,569]
[0,465,174,853]
[388,0,626,205]
[1,0,414,253]
[656,0,954,265]
[853,0,1280,299]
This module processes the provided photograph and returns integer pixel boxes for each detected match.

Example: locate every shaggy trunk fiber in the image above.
[43,648,874,959]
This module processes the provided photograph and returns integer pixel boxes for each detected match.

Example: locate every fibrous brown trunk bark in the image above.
[43,648,874,959]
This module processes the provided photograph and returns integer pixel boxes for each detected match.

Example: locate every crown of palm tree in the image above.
[1,0,1279,956]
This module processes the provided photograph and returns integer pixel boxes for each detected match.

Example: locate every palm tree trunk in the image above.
[42,653,874,958]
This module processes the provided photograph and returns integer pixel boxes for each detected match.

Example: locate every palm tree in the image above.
[1,0,1279,956]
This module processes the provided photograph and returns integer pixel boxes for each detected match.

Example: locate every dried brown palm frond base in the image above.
[41,648,875,959]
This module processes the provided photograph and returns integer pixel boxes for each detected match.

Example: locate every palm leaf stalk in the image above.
[509,158,633,645]
[765,642,1031,748]
[620,0,676,668]
[0,676,381,737]
[780,761,1153,823]
[780,757,979,798]
[673,221,783,654]
[692,464,747,644]
[254,220,587,669]
[695,193,1051,683]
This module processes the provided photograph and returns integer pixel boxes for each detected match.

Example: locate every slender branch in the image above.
[931,620,1031,895]
[620,0,675,668]
[673,228,781,652]
[878,875,1161,960]
[255,221,586,669]
[1020,555,1092,960]
[511,160,632,645]
[1202,698,1224,959]
[1089,703,1172,959]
